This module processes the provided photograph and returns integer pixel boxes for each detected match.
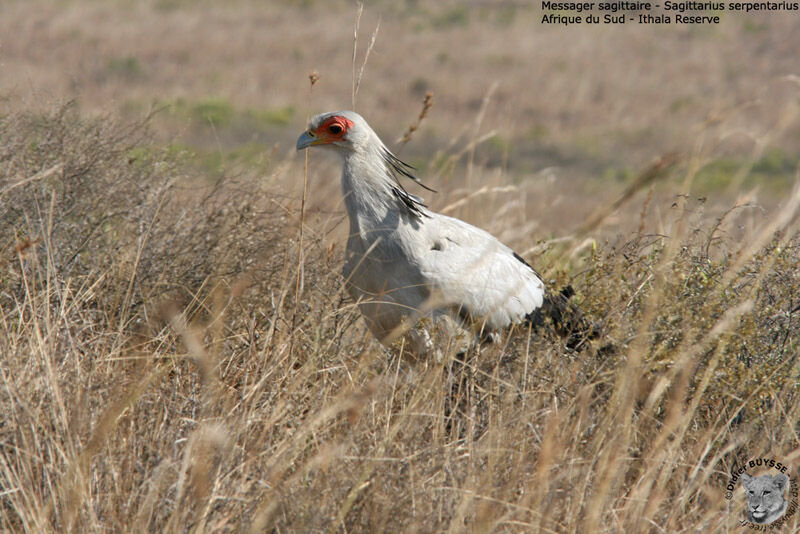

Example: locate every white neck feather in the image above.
[340,143,399,237]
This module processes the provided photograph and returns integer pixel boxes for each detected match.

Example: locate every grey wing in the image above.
[416,214,545,330]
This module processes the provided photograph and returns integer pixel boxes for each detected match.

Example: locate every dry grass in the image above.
[3,0,799,205]
[1,98,799,533]
[2,1,800,532]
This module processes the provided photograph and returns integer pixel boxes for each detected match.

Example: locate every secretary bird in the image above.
[297,110,595,355]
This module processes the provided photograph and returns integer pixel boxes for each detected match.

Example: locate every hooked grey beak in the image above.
[296,131,320,150]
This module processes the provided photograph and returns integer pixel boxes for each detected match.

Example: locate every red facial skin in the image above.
[312,116,354,143]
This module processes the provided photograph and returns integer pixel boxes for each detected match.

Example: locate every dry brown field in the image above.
[1,1,799,532]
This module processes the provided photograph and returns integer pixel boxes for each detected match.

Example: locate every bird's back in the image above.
[343,206,545,342]
[416,212,545,329]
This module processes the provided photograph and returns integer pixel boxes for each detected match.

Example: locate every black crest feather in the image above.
[380,148,435,218]
[381,149,437,192]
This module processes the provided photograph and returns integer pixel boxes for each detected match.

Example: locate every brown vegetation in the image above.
[1,1,799,532]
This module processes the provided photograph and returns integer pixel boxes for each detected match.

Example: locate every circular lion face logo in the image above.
[741,473,790,525]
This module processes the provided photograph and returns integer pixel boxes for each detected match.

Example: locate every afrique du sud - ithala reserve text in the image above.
[541,0,799,25]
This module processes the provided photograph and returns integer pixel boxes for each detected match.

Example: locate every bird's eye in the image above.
[328,124,343,135]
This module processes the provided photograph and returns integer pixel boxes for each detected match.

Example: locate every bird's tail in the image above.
[528,286,600,350]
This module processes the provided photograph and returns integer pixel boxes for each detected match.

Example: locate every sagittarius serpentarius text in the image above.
[297,110,595,354]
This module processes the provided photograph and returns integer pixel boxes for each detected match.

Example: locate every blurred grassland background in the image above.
[1,0,799,532]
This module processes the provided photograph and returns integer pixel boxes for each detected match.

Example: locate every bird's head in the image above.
[296,110,436,199]
[296,110,372,153]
